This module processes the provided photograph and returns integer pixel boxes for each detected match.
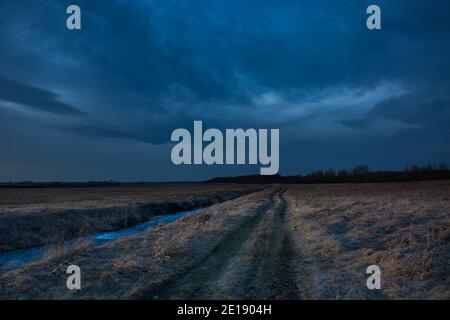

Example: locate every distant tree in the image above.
[338,169,349,177]
[353,164,370,176]
[438,163,449,171]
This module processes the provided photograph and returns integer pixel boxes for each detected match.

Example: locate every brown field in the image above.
[0,184,259,252]
[0,181,449,299]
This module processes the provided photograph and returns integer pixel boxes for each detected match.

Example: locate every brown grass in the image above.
[285,181,450,299]
[0,188,274,299]
[0,181,448,300]
[0,184,259,252]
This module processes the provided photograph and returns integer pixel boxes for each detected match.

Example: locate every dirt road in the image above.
[144,189,300,299]
[1,182,448,299]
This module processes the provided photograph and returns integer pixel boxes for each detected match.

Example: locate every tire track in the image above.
[144,189,300,300]
[237,190,300,299]
[142,190,280,299]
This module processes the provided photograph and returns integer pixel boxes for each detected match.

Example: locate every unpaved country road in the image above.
[2,183,448,300]
[144,189,300,300]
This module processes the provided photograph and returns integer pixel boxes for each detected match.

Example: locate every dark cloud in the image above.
[0,0,449,180]
[341,85,450,129]
[340,119,370,129]
[369,86,450,126]
[0,75,85,116]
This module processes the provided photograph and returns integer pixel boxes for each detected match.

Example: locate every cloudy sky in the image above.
[0,0,449,181]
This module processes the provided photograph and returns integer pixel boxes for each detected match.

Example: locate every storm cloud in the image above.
[0,0,449,180]
[0,76,85,116]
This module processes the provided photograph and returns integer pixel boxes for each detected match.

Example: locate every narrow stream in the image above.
[0,208,204,273]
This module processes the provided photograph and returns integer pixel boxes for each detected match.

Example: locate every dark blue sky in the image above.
[0,0,449,181]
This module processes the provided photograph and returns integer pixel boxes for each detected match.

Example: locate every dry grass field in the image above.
[0,181,448,299]
[0,184,258,252]
[284,181,449,299]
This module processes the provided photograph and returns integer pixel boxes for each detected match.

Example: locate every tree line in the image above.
[207,163,450,184]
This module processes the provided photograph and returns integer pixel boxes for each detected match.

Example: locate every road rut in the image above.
[145,189,300,299]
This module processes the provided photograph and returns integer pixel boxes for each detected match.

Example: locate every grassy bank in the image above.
[0,184,260,253]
